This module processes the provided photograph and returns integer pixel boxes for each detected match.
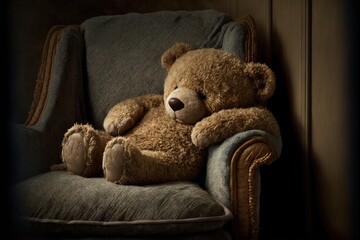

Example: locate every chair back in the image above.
[80,10,251,128]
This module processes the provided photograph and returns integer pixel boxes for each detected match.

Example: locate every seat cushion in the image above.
[11,171,232,237]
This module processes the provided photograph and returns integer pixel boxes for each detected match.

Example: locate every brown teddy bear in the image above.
[60,43,280,185]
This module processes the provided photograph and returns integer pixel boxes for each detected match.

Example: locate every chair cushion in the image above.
[11,171,232,237]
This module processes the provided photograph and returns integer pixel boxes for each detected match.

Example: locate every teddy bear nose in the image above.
[168,98,184,111]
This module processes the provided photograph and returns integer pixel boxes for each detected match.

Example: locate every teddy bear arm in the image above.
[192,107,280,148]
[104,95,163,136]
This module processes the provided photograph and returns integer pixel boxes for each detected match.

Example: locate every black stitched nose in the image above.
[168,98,184,111]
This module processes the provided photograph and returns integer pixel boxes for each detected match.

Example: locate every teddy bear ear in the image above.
[243,62,276,103]
[161,42,192,70]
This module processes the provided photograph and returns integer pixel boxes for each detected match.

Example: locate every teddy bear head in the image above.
[161,43,276,125]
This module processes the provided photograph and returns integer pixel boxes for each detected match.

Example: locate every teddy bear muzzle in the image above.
[165,87,207,125]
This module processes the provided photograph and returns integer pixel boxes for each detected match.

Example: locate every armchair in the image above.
[10,10,282,240]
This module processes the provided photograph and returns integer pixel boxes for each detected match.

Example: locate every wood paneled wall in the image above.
[7,0,358,239]
[311,1,358,239]
[237,0,359,239]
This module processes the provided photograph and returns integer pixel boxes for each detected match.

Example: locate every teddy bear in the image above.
[60,42,280,185]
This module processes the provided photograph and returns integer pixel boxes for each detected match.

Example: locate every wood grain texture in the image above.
[238,0,358,239]
[311,0,356,239]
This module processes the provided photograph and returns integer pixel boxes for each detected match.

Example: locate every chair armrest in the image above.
[205,130,282,240]
[10,25,86,183]
[10,124,58,183]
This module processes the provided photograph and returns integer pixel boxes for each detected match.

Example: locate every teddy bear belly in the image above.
[123,108,202,158]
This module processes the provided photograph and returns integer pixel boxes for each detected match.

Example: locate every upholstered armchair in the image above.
[10,10,282,240]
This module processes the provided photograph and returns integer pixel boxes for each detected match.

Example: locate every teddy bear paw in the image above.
[103,138,128,183]
[62,133,87,175]
[106,117,134,136]
[191,131,210,148]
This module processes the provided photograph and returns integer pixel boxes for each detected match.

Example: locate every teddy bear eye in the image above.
[198,92,206,100]
[174,86,178,90]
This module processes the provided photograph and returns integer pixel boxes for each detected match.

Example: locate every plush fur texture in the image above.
[60,43,280,185]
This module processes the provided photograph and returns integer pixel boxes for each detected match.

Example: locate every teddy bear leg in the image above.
[102,137,132,184]
[103,137,202,185]
[62,124,112,177]
[103,137,156,184]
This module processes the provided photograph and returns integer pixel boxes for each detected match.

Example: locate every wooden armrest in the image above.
[230,136,279,240]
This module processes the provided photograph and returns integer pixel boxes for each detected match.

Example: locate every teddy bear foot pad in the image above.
[62,133,88,175]
[103,139,127,183]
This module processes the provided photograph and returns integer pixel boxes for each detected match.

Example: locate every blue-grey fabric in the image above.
[81,10,247,128]
[205,130,282,208]
[10,26,86,183]
[12,171,232,236]
[221,21,246,57]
